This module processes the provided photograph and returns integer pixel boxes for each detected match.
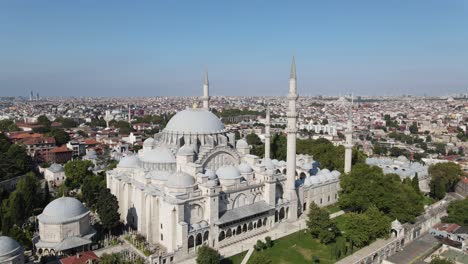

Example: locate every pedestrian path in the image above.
[240,247,254,264]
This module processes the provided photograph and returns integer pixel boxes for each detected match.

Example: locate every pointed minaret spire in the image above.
[290,56,296,80]
[344,94,354,173]
[202,70,210,110]
[264,106,271,159]
[286,56,298,221]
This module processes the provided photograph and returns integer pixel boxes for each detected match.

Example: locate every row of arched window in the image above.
[218,218,267,242]
[188,231,209,249]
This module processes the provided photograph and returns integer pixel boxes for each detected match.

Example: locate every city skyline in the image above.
[1,0,467,97]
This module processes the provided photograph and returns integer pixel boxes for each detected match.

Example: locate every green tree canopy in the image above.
[339,164,424,223]
[249,252,272,264]
[82,174,106,210]
[306,202,339,244]
[443,198,468,225]
[64,160,94,188]
[96,189,120,231]
[196,245,220,264]
[429,256,455,264]
[246,132,262,146]
[428,162,462,195]
[37,115,51,128]
[48,128,70,146]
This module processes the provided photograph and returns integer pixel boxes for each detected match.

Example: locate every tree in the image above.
[322,119,328,125]
[96,189,120,231]
[306,202,339,244]
[48,128,70,145]
[196,245,220,264]
[428,162,462,193]
[37,115,51,128]
[249,252,272,264]
[426,135,432,142]
[443,198,468,225]
[82,174,106,209]
[409,122,418,134]
[411,175,421,193]
[364,206,391,241]
[265,236,273,248]
[430,176,447,200]
[43,181,51,207]
[254,239,266,251]
[339,164,424,223]
[55,117,78,128]
[429,256,455,264]
[434,143,446,155]
[64,160,94,188]
[246,132,262,146]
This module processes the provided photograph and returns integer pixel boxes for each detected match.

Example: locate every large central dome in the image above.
[164,108,225,134]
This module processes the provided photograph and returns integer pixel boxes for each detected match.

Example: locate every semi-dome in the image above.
[118,155,140,168]
[140,146,175,163]
[38,197,88,224]
[178,145,195,156]
[48,163,64,173]
[238,163,253,174]
[164,108,225,134]
[216,165,241,179]
[0,236,21,259]
[166,172,195,188]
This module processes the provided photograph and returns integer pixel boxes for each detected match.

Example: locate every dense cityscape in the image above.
[1,1,468,264]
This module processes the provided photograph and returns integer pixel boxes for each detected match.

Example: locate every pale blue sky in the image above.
[0,0,467,97]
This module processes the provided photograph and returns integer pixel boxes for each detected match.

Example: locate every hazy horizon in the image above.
[1,1,467,97]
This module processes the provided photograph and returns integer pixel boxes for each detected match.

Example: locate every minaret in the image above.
[264,106,271,159]
[286,57,298,220]
[202,71,210,110]
[344,95,353,173]
[128,104,131,123]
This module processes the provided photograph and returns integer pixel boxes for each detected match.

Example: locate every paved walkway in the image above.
[240,247,254,264]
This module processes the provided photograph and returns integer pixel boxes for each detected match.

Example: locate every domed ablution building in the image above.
[107,59,353,263]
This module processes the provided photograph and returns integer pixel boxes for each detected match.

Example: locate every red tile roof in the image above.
[22,136,56,145]
[51,145,72,153]
[60,251,99,264]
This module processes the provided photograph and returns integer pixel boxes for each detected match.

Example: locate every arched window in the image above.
[257,219,262,228]
[188,236,194,248]
[243,224,247,232]
[279,207,285,220]
[300,172,306,180]
[226,229,232,238]
[248,222,253,231]
[196,233,202,246]
[203,231,209,242]
[263,218,267,226]
[286,207,289,219]
[275,211,279,222]
[254,223,257,229]
[236,225,242,234]
[303,203,307,211]
[218,231,225,242]
[233,193,248,209]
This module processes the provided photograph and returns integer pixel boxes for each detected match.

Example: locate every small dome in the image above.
[331,170,341,178]
[0,236,21,258]
[216,165,241,180]
[118,155,140,168]
[143,137,155,146]
[261,159,276,170]
[48,163,64,173]
[166,172,195,188]
[309,176,320,184]
[397,155,408,162]
[140,146,175,163]
[238,163,253,174]
[39,197,88,224]
[205,169,217,180]
[302,163,313,170]
[278,160,286,166]
[177,145,195,156]
[320,168,331,174]
[236,139,249,149]
[164,108,225,134]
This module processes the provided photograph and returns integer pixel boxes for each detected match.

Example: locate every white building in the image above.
[106,60,347,263]
[0,236,24,264]
[44,163,66,183]
[34,197,96,257]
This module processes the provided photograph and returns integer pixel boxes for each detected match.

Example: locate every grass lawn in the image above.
[325,204,342,214]
[247,231,337,264]
[221,251,247,264]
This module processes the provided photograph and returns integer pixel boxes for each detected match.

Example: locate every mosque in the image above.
[106,59,353,263]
